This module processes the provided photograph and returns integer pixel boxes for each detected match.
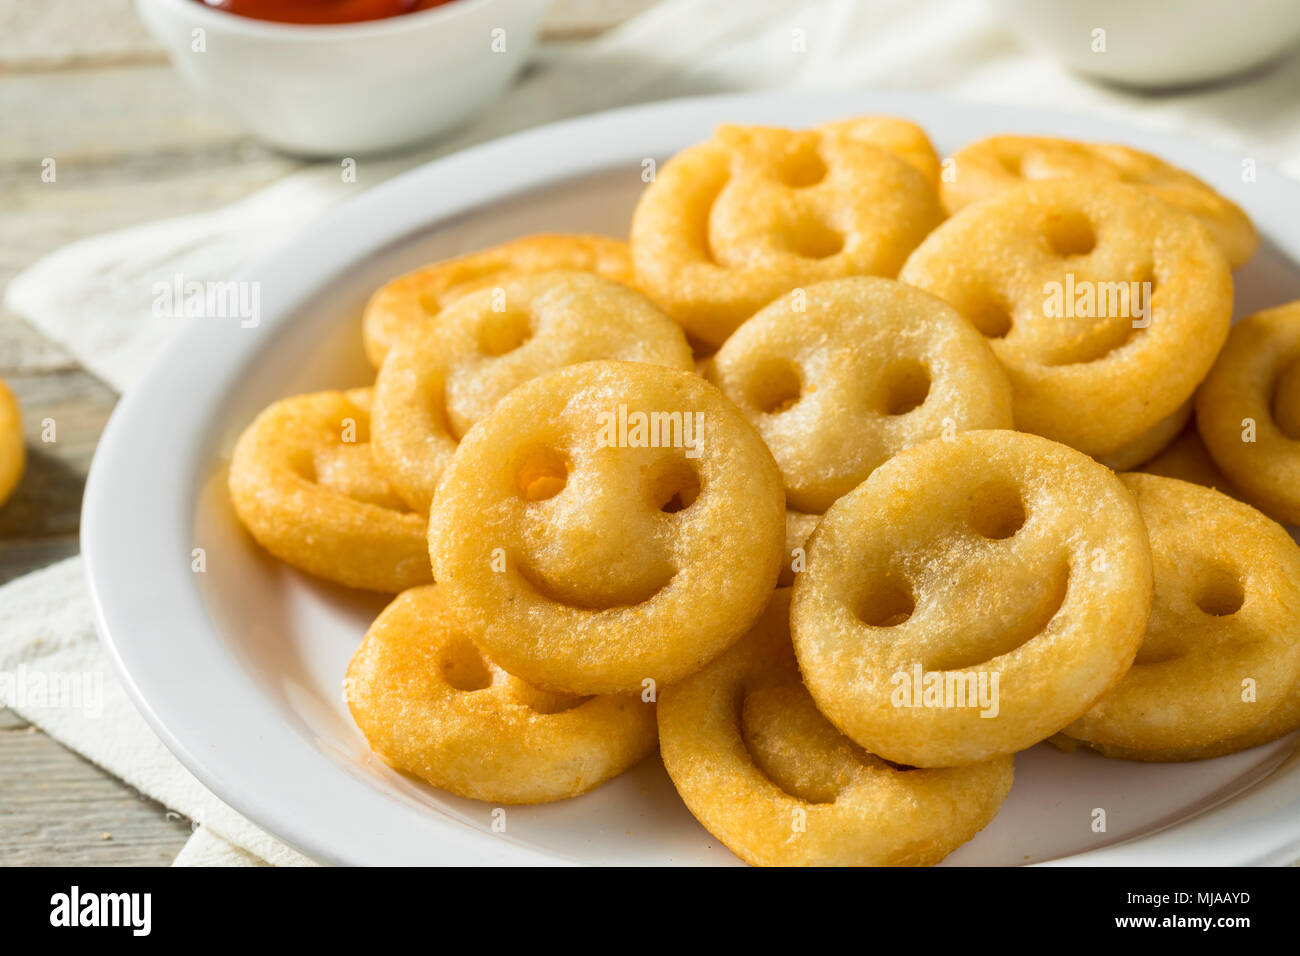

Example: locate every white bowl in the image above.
[82,91,1300,865]
[135,0,549,156]
[992,0,1300,88]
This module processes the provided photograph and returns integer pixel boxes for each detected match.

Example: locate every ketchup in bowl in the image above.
[193,0,457,25]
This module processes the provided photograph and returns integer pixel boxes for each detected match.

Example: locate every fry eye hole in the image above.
[783,219,844,260]
[776,147,828,189]
[879,359,931,416]
[480,307,533,357]
[1195,569,1244,617]
[747,358,801,415]
[856,577,914,628]
[516,446,568,502]
[1043,210,1097,258]
[440,637,492,692]
[968,296,1012,339]
[649,460,701,514]
[969,480,1026,540]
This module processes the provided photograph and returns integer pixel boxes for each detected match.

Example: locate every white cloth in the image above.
[3,0,1298,866]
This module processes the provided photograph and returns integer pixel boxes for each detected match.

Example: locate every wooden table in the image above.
[0,0,651,866]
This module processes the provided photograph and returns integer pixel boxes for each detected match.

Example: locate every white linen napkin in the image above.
[4,0,1299,866]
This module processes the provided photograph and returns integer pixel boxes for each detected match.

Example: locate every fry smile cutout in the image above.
[658,590,1014,866]
[900,179,1233,462]
[228,388,431,592]
[429,360,786,696]
[371,270,692,514]
[791,430,1153,768]
[347,585,657,804]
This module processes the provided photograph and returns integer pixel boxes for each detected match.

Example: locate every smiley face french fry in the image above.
[900,179,1232,461]
[371,270,693,514]
[792,430,1153,767]
[1068,474,1300,754]
[229,388,431,592]
[631,124,943,349]
[1196,301,1300,525]
[429,360,785,696]
[347,585,657,803]
[710,277,1013,515]
[659,590,1014,866]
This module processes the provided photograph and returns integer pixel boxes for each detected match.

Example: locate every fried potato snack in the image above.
[631,123,944,349]
[371,271,693,514]
[1069,683,1300,762]
[817,115,943,188]
[429,360,785,696]
[347,585,657,803]
[1095,398,1193,471]
[899,179,1233,460]
[1068,475,1300,754]
[780,510,820,587]
[942,135,1258,267]
[1196,301,1300,524]
[1141,423,1240,497]
[659,590,1014,866]
[228,388,431,592]
[791,430,1152,767]
[0,378,23,507]
[361,233,633,366]
[710,277,1013,514]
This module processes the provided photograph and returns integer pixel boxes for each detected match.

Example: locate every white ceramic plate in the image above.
[82,92,1300,866]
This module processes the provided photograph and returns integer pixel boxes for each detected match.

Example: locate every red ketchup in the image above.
[193,0,457,25]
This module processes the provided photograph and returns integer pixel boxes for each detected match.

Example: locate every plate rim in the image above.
[82,89,1300,866]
